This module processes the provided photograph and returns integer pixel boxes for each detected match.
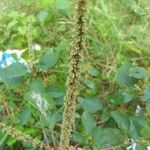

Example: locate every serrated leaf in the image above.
[81,111,96,133]
[79,97,102,113]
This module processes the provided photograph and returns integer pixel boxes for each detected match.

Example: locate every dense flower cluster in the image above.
[60,0,88,150]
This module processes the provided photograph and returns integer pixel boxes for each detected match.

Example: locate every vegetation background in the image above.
[0,0,150,149]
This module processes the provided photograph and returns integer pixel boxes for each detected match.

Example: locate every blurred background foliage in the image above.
[0,0,150,149]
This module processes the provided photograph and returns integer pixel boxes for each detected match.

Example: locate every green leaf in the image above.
[92,127,125,149]
[141,127,150,138]
[0,63,28,78]
[20,108,31,125]
[136,144,147,150]
[47,85,65,98]
[81,111,96,133]
[37,10,49,23]
[129,66,148,79]
[55,0,69,12]
[115,64,137,86]
[0,63,28,85]
[128,119,139,139]
[79,97,102,113]
[111,111,130,131]
[146,101,150,115]
[39,0,54,8]
[29,79,45,93]
[141,85,150,101]
[121,89,133,103]
[38,52,57,72]
[109,94,124,105]
[72,132,86,145]
[7,138,16,146]
[48,97,56,110]
[24,91,49,114]
[39,111,61,129]
[89,67,99,77]
[91,127,103,148]
[129,115,149,139]
[84,79,96,89]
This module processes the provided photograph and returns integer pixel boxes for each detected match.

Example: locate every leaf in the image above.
[132,115,149,129]
[141,127,150,138]
[46,85,65,98]
[72,132,86,145]
[29,79,45,93]
[129,115,149,139]
[136,144,147,150]
[48,96,56,110]
[18,26,27,35]
[141,85,150,101]
[0,63,28,78]
[146,101,150,115]
[84,79,96,89]
[24,91,49,114]
[128,120,139,140]
[0,63,28,85]
[81,111,96,133]
[20,108,31,125]
[92,127,125,149]
[89,67,99,77]
[55,0,69,12]
[91,127,103,148]
[37,10,49,23]
[38,52,57,72]
[79,97,102,113]
[109,94,124,105]
[129,66,148,79]
[39,111,61,129]
[40,0,54,8]
[122,89,133,103]
[143,38,150,46]
[115,64,137,86]
[111,111,130,131]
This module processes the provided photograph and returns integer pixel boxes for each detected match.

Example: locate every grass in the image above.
[0,0,150,149]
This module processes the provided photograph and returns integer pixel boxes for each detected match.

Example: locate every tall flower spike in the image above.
[60,0,87,150]
[0,123,43,148]
[27,18,34,64]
